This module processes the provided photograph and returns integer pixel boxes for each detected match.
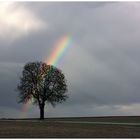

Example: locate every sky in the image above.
[0,2,140,118]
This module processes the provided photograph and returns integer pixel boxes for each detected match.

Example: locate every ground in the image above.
[0,116,140,138]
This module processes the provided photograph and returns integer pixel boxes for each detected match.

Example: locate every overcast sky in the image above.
[0,2,140,118]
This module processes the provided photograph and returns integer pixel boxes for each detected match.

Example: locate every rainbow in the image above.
[46,35,72,66]
[19,35,72,118]
[19,100,32,118]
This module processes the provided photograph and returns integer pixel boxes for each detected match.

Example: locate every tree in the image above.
[17,61,68,120]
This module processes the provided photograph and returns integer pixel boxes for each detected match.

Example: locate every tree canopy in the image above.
[17,61,68,119]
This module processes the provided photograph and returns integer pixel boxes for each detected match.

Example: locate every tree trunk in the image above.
[40,104,45,120]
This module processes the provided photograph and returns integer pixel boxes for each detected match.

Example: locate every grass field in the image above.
[0,116,140,138]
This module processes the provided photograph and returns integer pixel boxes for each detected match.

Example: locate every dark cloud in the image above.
[0,2,140,118]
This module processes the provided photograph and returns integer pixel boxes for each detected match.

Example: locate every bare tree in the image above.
[17,62,68,120]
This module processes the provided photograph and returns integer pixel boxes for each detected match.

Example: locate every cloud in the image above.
[0,106,20,118]
[1,2,140,118]
[44,103,140,117]
[0,2,46,43]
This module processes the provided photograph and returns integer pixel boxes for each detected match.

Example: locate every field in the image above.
[0,116,140,138]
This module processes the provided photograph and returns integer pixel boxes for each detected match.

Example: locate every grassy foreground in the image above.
[0,116,140,138]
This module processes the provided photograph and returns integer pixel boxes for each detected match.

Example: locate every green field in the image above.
[0,116,140,138]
